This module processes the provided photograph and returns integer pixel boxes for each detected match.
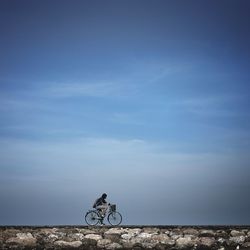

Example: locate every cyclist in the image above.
[93,193,109,220]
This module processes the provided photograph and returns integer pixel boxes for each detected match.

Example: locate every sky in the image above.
[0,0,250,225]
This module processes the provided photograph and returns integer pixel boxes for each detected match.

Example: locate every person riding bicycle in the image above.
[93,193,109,219]
[85,193,122,226]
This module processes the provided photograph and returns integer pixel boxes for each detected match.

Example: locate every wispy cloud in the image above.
[0,92,55,112]
[1,136,248,174]
[109,112,144,125]
[42,81,136,98]
[172,95,249,117]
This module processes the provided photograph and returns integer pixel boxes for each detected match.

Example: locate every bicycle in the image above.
[85,204,122,226]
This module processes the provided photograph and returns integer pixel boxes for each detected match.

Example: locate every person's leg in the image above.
[96,205,108,225]
[96,204,108,217]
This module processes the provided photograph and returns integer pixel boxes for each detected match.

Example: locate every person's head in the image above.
[102,193,107,199]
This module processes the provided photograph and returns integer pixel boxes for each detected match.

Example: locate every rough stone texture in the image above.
[199,236,216,248]
[229,236,246,244]
[85,233,103,241]
[183,228,199,236]
[231,230,246,237]
[106,242,123,249]
[176,236,195,249]
[54,240,82,248]
[97,238,112,248]
[5,232,37,247]
[199,229,216,237]
[1,226,250,249]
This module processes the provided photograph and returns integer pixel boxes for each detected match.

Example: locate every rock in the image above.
[16,232,34,239]
[154,243,167,250]
[141,242,157,249]
[39,228,58,235]
[183,228,199,236]
[85,233,103,241]
[141,242,157,248]
[246,235,250,242]
[106,242,123,249]
[165,239,176,247]
[54,240,82,248]
[6,232,37,247]
[1,226,250,249]
[216,230,229,238]
[55,231,67,238]
[121,240,134,249]
[67,233,85,241]
[105,228,128,235]
[97,238,112,248]
[130,242,143,249]
[176,236,194,249]
[169,228,183,240]
[229,236,245,244]
[230,230,245,237]
[3,229,20,236]
[164,230,170,235]
[199,237,216,248]
[152,234,170,242]
[127,228,142,236]
[55,228,77,234]
[44,230,66,241]
[143,227,160,234]
[242,242,250,248]
[121,233,133,240]
[152,234,175,246]
[129,236,143,245]
[169,228,183,237]
[82,238,98,247]
[171,234,181,240]
[121,228,142,240]
[47,233,59,241]
[123,234,152,248]
[199,229,216,237]
[217,237,226,244]
[105,233,121,243]
[137,232,152,239]
[78,228,98,235]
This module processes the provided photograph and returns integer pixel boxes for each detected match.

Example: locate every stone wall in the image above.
[1,226,250,249]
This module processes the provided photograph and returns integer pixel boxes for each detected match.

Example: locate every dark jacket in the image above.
[93,197,107,208]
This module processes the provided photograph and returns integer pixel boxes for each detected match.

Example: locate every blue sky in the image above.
[0,0,250,225]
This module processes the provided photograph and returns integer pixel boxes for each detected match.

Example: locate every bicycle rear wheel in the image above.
[85,210,99,226]
[107,211,122,226]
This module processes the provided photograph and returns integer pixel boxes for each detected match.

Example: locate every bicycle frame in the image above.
[85,203,122,226]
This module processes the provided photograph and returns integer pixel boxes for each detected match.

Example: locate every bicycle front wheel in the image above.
[107,211,122,226]
[85,211,99,226]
